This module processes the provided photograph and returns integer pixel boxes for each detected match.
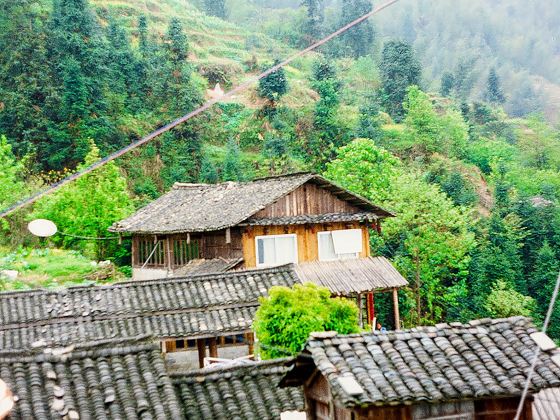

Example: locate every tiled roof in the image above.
[172,358,304,419]
[109,173,392,234]
[240,212,380,226]
[0,305,257,348]
[294,256,408,295]
[282,317,560,408]
[0,337,183,419]
[171,258,243,277]
[533,387,560,420]
[0,266,298,326]
[0,266,298,348]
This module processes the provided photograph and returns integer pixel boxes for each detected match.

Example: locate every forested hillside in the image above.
[1,0,560,338]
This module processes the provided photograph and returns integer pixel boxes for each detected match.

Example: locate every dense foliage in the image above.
[253,283,359,359]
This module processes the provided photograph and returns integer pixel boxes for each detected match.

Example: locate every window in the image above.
[317,229,362,261]
[136,239,165,267]
[173,239,200,266]
[256,234,298,267]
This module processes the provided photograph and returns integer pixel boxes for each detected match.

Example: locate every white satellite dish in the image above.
[28,219,58,237]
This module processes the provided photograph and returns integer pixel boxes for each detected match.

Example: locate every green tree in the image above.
[311,60,343,148]
[258,59,288,104]
[484,280,537,318]
[0,0,53,158]
[379,41,421,121]
[324,138,398,203]
[203,0,227,19]
[339,0,374,58]
[440,72,455,97]
[199,156,219,183]
[326,140,475,324]
[222,138,243,181]
[31,141,134,260]
[356,93,383,140]
[302,0,324,41]
[0,135,26,213]
[485,67,505,104]
[533,242,560,338]
[402,86,469,159]
[165,17,188,66]
[253,283,359,359]
[138,15,149,54]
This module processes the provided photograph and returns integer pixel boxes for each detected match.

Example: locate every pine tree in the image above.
[302,0,324,41]
[357,93,383,140]
[199,156,219,183]
[0,0,53,158]
[311,60,342,147]
[532,242,560,339]
[203,0,227,19]
[106,20,139,99]
[166,18,188,66]
[138,15,149,54]
[60,57,88,121]
[440,72,455,97]
[379,41,422,121]
[222,139,243,181]
[339,0,374,58]
[485,67,505,104]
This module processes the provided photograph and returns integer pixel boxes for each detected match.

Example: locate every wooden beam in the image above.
[393,288,401,331]
[225,228,231,244]
[208,337,218,358]
[367,293,375,326]
[357,293,363,328]
[166,236,172,271]
[196,339,206,368]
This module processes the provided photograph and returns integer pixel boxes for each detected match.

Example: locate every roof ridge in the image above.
[0,335,156,361]
[170,357,294,379]
[307,316,533,342]
[0,265,296,297]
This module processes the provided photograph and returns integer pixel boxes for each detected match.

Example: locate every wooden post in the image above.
[166,236,172,271]
[196,339,206,368]
[208,337,218,358]
[367,293,375,326]
[225,228,231,244]
[246,333,255,355]
[357,293,363,328]
[393,288,401,330]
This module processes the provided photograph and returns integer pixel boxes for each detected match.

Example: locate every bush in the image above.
[253,283,359,359]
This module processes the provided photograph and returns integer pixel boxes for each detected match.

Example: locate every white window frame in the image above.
[317,230,361,262]
[255,233,298,267]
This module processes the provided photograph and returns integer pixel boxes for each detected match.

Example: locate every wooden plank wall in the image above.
[241,222,370,267]
[252,183,361,218]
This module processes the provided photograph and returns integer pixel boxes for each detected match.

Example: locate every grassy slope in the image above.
[0,247,121,290]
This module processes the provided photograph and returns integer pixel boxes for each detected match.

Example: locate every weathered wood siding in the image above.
[252,183,362,218]
[304,371,534,420]
[241,222,370,268]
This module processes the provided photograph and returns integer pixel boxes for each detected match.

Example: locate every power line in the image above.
[514,271,560,420]
[0,0,400,218]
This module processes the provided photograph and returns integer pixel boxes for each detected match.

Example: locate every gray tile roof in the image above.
[0,266,298,348]
[294,256,408,295]
[172,358,304,419]
[171,258,243,277]
[240,212,380,226]
[109,173,393,234]
[1,305,257,348]
[282,317,560,408]
[533,387,560,420]
[0,266,298,326]
[0,337,183,419]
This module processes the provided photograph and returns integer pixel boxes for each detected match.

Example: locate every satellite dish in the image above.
[28,219,58,237]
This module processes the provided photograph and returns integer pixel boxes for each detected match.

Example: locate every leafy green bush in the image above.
[253,283,359,359]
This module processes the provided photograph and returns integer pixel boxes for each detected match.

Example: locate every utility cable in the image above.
[0,0,400,218]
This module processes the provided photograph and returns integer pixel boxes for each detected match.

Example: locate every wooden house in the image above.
[110,172,406,328]
[281,316,560,420]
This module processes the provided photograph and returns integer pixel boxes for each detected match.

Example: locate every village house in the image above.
[109,172,407,328]
[281,316,560,420]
